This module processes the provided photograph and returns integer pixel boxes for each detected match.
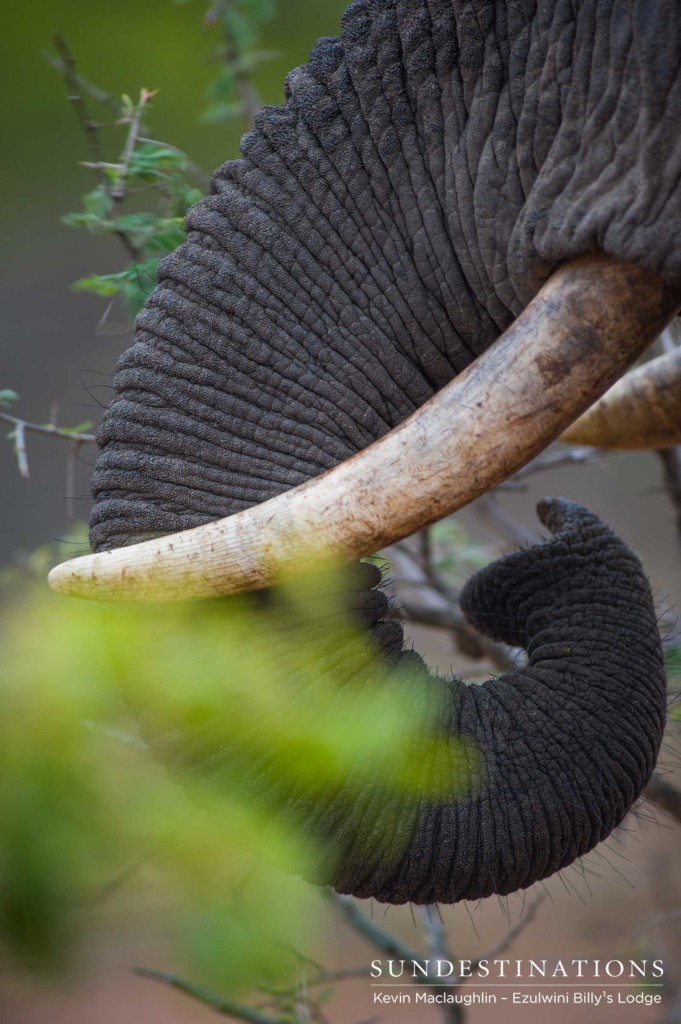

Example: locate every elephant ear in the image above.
[85,0,681,555]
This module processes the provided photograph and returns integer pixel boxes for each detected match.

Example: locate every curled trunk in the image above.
[134,499,666,904]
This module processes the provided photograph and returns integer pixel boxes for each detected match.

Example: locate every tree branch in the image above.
[133,968,281,1024]
[205,0,263,126]
[420,904,464,1024]
[110,89,155,202]
[327,892,461,1007]
[45,46,120,111]
[470,896,544,970]
[645,774,681,825]
[1,410,96,489]
[394,599,518,671]
[658,448,681,550]
[509,446,599,483]
[327,891,422,962]
[0,411,96,445]
[52,34,106,180]
[475,493,542,547]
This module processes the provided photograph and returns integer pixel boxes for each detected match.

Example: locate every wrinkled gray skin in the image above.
[89,0,678,903]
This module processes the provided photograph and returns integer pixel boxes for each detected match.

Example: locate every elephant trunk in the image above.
[301,499,667,903]
[136,498,664,905]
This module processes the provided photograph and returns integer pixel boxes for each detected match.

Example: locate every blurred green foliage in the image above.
[0,561,470,988]
[427,519,490,582]
[175,0,277,125]
[3,0,418,998]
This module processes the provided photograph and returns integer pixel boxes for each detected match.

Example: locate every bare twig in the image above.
[65,438,83,521]
[475,493,542,547]
[0,412,96,443]
[658,448,681,550]
[509,446,599,482]
[394,599,519,672]
[52,34,105,181]
[470,896,544,969]
[328,892,422,962]
[388,542,520,671]
[45,47,120,111]
[12,420,29,479]
[1,411,96,483]
[327,892,460,1011]
[420,905,450,965]
[79,160,124,171]
[419,525,445,594]
[50,37,142,263]
[134,967,280,1024]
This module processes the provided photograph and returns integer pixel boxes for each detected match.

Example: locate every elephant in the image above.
[49,0,681,904]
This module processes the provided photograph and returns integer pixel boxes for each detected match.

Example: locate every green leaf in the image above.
[83,186,113,219]
[666,643,681,680]
[53,421,93,437]
[72,274,122,298]
[62,187,113,234]
[129,143,188,181]
[174,186,204,215]
[114,213,185,254]
[0,389,19,406]
[73,261,160,316]
[200,100,246,125]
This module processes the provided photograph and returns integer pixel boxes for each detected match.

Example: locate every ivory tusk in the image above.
[48,255,680,601]
[559,347,681,449]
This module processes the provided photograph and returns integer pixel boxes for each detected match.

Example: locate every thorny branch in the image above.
[110,89,157,204]
[205,0,263,126]
[52,34,105,178]
[45,44,120,112]
[51,37,158,263]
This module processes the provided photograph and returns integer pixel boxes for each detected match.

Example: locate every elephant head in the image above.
[49,0,681,904]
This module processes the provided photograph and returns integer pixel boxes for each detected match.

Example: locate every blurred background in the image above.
[1,1,680,1022]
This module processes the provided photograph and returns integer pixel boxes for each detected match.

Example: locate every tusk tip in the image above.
[48,557,92,596]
